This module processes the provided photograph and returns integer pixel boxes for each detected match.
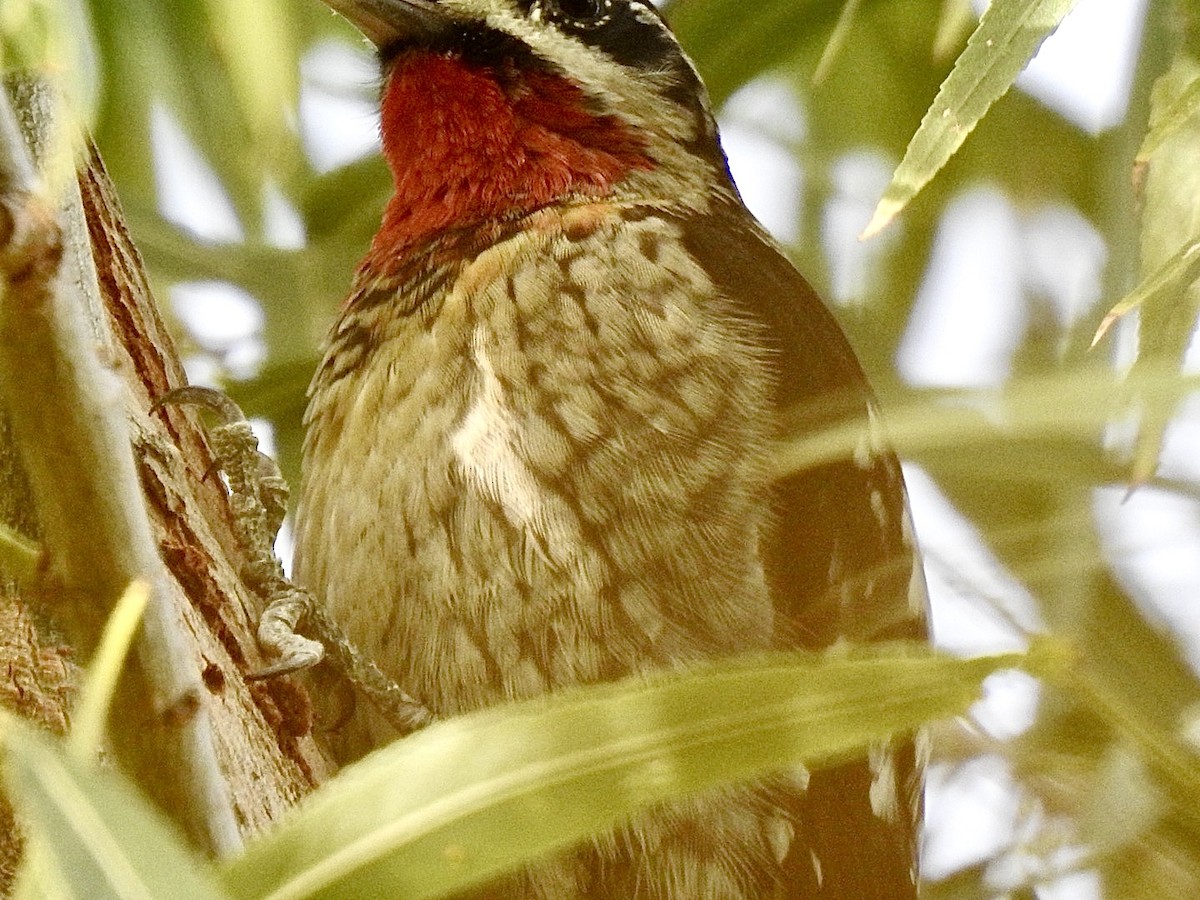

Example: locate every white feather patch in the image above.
[902,504,929,617]
[868,741,902,824]
[452,329,546,530]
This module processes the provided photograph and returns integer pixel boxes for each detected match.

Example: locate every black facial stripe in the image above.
[378,0,705,129]
[518,0,682,72]
[379,22,535,71]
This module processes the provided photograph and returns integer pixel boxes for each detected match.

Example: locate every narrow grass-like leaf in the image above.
[933,0,976,62]
[1091,239,1200,348]
[667,0,852,105]
[1076,744,1164,855]
[0,0,98,121]
[1122,58,1200,483]
[863,0,1077,237]
[0,521,39,583]
[0,713,229,900]
[812,0,863,84]
[69,579,150,759]
[225,647,1018,900]
[1064,665,1200,837]
[88,0,303,227]
[776,368,1200,479]
[1137,76,1200,162]
[11,841,74,900]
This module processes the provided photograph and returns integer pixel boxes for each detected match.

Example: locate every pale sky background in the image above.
[157,1,1174,895]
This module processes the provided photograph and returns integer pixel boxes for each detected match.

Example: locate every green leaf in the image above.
[0,0,99,124]
[1120,56,1200,482]
[777,368,1200,478]
[1077,743,1164,855]
[0,713,230,900]
[1091,239,1200,347]
[1137,74,1200,162]
[933,0,976,62]
[225,647,1018,900]
[203,0,298,162]
[69,579,150,759]
[11,841,75,900]
[812,0,864,85]
[1,0,58,74]
[0,520,39,583]
[88,0,303,230]
[667,0,856,105]
[863,0,1078,237]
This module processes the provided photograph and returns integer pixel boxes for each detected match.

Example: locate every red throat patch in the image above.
[367,52,653,265]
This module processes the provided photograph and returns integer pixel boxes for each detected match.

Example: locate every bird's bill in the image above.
[319,0,449,48]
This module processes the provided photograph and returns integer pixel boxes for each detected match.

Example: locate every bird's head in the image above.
[319,0,736,255]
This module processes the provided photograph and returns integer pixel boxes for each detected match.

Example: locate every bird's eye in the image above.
[558,0,605,18]
[543,0,611,27]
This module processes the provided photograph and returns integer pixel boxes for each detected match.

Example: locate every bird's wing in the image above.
[680,206,928,898]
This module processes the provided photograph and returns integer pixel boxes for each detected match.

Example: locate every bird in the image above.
[293,0,928,896]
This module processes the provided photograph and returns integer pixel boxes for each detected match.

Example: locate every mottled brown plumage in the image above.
[296,1,927,896]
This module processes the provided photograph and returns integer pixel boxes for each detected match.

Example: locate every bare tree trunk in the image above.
[78,141,332,806]
[0,81,329,887]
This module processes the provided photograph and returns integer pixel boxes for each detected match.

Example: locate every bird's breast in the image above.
[297,209,778,719]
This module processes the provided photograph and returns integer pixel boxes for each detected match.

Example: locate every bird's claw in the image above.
[247,584,326,679]
[156,385,323,678]
[158,386,433,733]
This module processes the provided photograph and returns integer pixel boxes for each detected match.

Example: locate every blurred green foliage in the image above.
[1,645,1013,898]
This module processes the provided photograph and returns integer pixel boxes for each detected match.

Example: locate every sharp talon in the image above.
[153,385,246,424]
[248,628,325,680]
[245,663,293,681]
[166,384,429,731]
[246,650,324,681]
[162,385,317,686]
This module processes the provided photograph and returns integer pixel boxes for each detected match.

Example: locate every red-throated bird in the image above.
[295,1,928,896]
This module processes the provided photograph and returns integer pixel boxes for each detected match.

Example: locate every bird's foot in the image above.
[155,386,433,732]
[155,386,325,677]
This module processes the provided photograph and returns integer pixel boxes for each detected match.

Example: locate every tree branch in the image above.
[0,75,241,855]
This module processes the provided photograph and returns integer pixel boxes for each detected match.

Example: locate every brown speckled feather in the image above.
[296,0,927,896]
